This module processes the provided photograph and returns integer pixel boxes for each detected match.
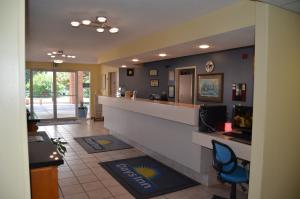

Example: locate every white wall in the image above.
[0,0,31,198]
[249,3,300,199]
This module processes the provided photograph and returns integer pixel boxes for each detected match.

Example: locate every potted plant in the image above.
[50,137,68,156]
[78,102,88,119]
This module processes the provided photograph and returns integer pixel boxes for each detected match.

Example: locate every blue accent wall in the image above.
[119,46,254,117]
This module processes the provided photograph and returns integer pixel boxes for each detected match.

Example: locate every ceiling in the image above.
[26,0,240,64]
[106,26,255,67]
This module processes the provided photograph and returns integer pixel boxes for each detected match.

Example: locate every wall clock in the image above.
[205,60,215,73]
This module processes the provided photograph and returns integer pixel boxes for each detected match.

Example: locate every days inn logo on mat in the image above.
[115,163,159,193]
[97,139,112,145]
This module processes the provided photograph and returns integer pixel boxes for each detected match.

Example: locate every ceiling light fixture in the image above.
[132,58,139,62]
[97,16,107,23]
[82,20,91,25]
[71,16,119,34]
[109,27,119,33]
[121,65,127,68]
[54,60,63,64]
[47,50,76,63]
[71,21,80,27]
[159,53,167,57]
[96,27,105,33]
[199,44,210,49]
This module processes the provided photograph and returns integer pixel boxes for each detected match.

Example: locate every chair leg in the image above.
[230,183,236,199]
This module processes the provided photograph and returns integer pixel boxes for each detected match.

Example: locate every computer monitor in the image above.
[232,105,253,133]
[198,105,227,133]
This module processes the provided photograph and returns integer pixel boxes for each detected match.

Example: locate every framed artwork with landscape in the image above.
[197,73,223,102]
[150,79,159,87]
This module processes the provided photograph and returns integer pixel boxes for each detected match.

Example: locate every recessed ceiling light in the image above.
[96,27,105,32]
[54,60,63,64]
[82,20,91,25]
[109,27,119,33]
[71,56,76,58]
[52,51,57,54]
[47,53,52,56]
[199,44,210,49]
[121,65,127,68]
[159,53,167,57]
[132,58,139,62]
[62,54,66,57]
[97,16,107,23]
[51,55,55,58]
[67,55,72,58]
[71,21,80,27]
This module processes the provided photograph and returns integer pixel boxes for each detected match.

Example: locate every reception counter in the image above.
[99,96,252,186]
[99,96,219,185]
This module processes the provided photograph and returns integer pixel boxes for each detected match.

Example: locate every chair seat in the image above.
[220,165,248,183]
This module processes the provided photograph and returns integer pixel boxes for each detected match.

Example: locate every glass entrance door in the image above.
[55,71,77,119]
[28,70,78,120]
[32,71,54,119]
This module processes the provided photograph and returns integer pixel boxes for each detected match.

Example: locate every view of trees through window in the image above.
[25,70,91,119]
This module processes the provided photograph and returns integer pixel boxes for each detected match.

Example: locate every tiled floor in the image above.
[39,120,248,199]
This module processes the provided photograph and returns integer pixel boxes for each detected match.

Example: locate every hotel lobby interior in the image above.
[1,0,300,199]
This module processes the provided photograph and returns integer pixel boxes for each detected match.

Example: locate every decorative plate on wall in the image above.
[127,68,134,76]
[205,60,215,73]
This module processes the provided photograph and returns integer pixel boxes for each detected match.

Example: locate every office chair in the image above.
[211,140,249,199]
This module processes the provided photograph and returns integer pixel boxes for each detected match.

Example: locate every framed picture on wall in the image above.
[197,73,224,102]
[232,83,247,101]
[168,86,175,98]
[168,70,175,81]
[127,68,134,76]
[150,79,159,87]
[149,69,158,76]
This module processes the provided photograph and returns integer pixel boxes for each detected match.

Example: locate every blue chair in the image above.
[211,140,249,199]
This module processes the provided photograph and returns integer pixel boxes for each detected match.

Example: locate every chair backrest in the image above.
[212,140,237,174]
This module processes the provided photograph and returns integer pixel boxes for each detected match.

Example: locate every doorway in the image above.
[26,70,78,120]
[108,72,117,96]
[175,66,197,104]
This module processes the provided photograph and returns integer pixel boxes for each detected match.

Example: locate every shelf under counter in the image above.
[192,131,251,161]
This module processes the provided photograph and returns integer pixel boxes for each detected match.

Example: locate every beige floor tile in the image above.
[77,174,99,183]
[114,194,135,199]
[58,167,72,173]
[151,196,167,199]
[58,171,75,179]
[42,121,243,199]
[61,184,84,196]
[66,159,84,165]
[101,178,121,187]
[69,163,88,170]
[82,181,105,192]
[107,185,129,196]
[87,188,113,199]
[164,186,212,199]
[64,192,89,199]
[59,176,79,186]
[85,161,101,168]
[73,168,92,176]
[82,157,98,163]
[95,171,113,181]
